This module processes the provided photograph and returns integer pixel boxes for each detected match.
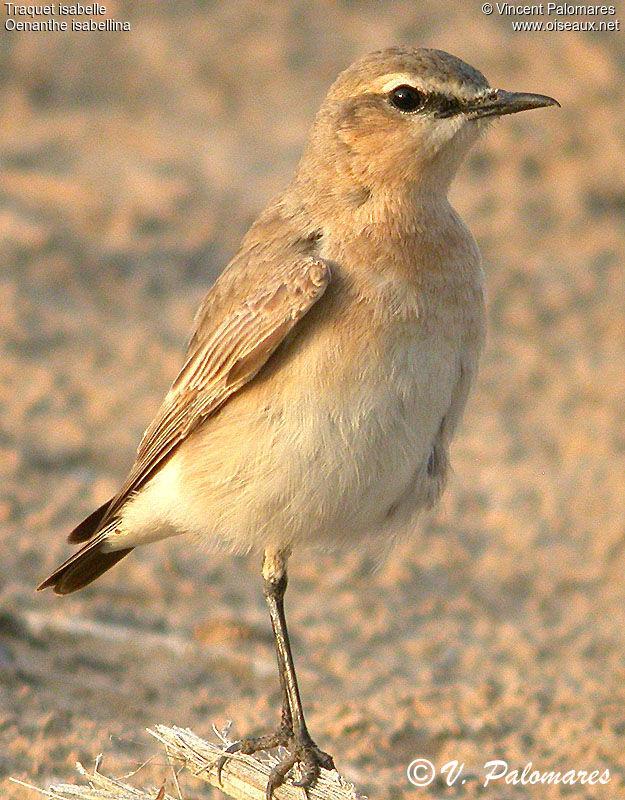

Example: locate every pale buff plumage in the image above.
[39,46,557,799]
[39,47,559,590]
[120,196,483,556]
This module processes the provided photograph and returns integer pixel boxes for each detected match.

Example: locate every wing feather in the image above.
[99,256,331,525]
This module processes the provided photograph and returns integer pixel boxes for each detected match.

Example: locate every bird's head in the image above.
[299,47,558,199]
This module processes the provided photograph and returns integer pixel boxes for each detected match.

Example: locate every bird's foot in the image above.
[215,726,292,786]
[267,735,335,798]
[216,729,335,799]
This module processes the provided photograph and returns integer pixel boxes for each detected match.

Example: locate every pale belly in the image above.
[114,316,469,555]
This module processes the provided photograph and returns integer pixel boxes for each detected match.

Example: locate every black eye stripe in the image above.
[387,85,464,117]
[432,93,464,118]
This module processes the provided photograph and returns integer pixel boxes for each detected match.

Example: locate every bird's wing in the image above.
[100,256,331,525]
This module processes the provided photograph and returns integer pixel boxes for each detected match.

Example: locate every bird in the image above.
[38,47,558,798]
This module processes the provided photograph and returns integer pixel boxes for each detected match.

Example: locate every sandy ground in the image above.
[1,3,625,799]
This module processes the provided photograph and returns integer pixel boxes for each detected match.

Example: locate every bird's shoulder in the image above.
[186,203,327,355]
[98,203,332,526]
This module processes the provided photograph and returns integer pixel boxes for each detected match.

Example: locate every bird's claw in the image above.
[215,728,293,786]
[215,741,242,786]
[266,753,298,799]
[267,738,334,798]
[290,742,335,789]
[215,730,335,799]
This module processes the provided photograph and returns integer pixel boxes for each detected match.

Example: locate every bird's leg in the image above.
[215,588,292,782]
[216,548,334,799]
[262,548,335,796]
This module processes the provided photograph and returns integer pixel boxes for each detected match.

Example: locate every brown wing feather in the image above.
[97,256,331,526]
[37,532,133,595]
[67,498,114,543]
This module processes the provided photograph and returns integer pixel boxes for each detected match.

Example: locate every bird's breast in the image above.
[119,228,485,554]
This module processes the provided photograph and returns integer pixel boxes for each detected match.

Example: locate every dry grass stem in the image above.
[16,725,365,800]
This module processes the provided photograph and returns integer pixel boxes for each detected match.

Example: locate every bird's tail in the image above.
[37,501,133,595]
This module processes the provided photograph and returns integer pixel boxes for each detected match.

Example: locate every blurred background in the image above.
[1,2,624,798]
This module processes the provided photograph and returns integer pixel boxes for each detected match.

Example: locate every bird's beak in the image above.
[466,89,560,119]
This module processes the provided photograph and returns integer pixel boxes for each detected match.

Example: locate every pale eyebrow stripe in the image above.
[377,73,417,93]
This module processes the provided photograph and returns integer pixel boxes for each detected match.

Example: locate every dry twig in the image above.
[15,725,365,800]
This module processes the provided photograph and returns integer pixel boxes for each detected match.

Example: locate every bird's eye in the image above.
[388,85,425,112]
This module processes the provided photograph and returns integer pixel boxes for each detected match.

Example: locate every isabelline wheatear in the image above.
[39,47,558,798]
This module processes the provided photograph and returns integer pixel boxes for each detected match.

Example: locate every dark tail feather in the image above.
[68,498,114,543]
[37,534,133,595]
